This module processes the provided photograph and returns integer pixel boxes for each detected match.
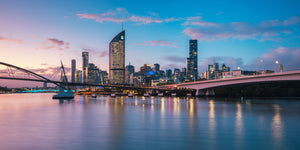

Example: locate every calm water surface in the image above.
[0,93,300,150]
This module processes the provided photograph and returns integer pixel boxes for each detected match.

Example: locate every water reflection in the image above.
[272,104,283,141]
[235,103,243,135]
[209,100,216,136]
[0,94,299,150]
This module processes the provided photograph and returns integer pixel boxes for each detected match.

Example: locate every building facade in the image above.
[125,64,135,84]
[87,63,100,84]
[82,51,89,83]
[71,59,76,83]
[186,39,198,81]
[109,30,125,84]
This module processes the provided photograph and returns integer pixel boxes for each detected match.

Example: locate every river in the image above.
[0,93,299,150]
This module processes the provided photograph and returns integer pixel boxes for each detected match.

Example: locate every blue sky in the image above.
[0,0,300,87]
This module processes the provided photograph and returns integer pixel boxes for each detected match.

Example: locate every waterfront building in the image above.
[109,30,125,84]
[82,51,89,83]
[166,69,172,79]
[71,59,76,83]
[125,64,135,84]
[186,39,198,81]
[221,64,230,72]
[75,70,82,83]
[153,63,160,73]
[87,63,100,84]
[222,70,256,79]
[99,71,109,84]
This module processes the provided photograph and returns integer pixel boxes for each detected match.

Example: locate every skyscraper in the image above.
[82,51,89,83]
[186,39,198,81]
[153,63,160,73]
[109,30,125,84]
[71,59,76,83]
[125,64,135,84]
[87,63,100,84]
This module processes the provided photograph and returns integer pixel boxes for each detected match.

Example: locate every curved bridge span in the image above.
[0,61,67,89]
[172,70,300,96]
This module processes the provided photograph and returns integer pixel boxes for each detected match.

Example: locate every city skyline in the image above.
[0,0,300,87]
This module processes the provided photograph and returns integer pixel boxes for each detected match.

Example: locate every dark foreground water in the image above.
[0,93,300,150]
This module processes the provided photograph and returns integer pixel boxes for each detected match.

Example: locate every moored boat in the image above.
[128,93,134,97]
[111,93,116,97]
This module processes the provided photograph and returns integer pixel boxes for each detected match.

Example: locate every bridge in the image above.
[0,61,173,92]
[169,70,300,96]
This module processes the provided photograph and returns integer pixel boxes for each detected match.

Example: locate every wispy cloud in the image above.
[99,50,109,57]
[0,36,24,44]
[41,38,70,51]
[77,8,182,25]
[165,56,186,63]
[135,40,179,48]
[183,16,300,41]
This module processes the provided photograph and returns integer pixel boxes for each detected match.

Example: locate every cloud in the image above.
[198,47,300,73]
[283,17,300,26]
[77,13,126,23]
[183,16,300,41]
[99,50,109,57]
[0,36,24,44]
[42,38,70,51]
[135,40,180,48]
[259,47,300,71]
[183,16,218,26]
[129,15,163,24]
[46,38,64,46]
[150,40,172,46]
[165,56,186,63]
[77,8,182,25]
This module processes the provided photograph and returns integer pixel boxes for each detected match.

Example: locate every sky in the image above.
[0,0,300,87]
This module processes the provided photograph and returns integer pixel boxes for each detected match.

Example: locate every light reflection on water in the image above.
[0,93,300,150]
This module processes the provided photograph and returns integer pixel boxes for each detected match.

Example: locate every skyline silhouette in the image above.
[0,0,300,87]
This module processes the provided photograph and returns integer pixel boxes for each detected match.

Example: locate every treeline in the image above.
[214,81,300,97]
[0,86,11,93]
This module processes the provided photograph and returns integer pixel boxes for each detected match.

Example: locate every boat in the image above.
[158,93,164,97]
[128,93,134,97]
[186,93,192,97]
[111,93,116,97]
[52,61,74,99]
[91,93,97,98]
[171,93,176,97]
[144,93,150,97]
[53,90,74,99]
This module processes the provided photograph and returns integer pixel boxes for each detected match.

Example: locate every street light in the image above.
[275,60,283,72]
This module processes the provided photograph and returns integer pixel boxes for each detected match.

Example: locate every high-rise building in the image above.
[125,64,135,84]
[87,63,100,84]
[71,59,76,83]
[186,39,198,81]
[153,63,160,73]
[82,51,89,83]
[166,69,172,79]
[75,70,82,83]
[109,30,125,84]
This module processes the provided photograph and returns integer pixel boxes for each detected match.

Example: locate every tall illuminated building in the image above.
[186,39,198,81]
[82,51,89,83]
[71,59,76,83]
[109,30,125,84]
[125,63,135,84]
